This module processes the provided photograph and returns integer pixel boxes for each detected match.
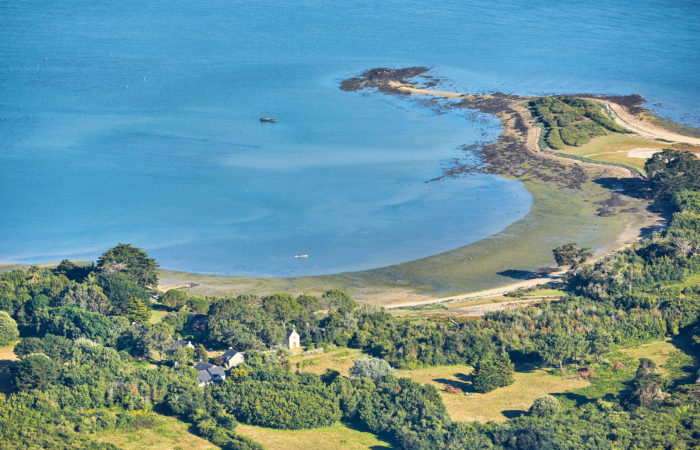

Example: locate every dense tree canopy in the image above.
[97,243,159,288]
[645,149,700,198]
[0,310,19,345]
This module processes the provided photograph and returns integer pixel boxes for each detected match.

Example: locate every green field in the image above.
[560,134,666,171]
[236,423,393,450]
[291,347,369,377]
[396,365,589,423]
[96,414,217,450]
[619,339,680,377]
[159,176,654,304]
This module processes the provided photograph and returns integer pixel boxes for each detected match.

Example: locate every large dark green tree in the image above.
[552,243,593,269]
[14,354,60,391]
[472,353,514,393]
[97,243,159,288]
[645,149,700,198]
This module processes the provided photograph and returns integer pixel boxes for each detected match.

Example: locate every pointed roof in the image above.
[194,361,214,371]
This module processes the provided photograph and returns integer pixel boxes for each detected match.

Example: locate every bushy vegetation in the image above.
[530,97,628,149]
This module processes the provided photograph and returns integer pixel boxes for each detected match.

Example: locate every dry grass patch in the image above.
[620,340,677,376]
[0,341,19,394]
[291,348,369,376]
[397,365,589,423]
[561,134,666,171]
[236,423,393,450]
[0,341,18,362]
[96,414,216,450]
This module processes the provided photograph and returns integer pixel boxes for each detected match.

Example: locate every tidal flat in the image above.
[159,69,668,304]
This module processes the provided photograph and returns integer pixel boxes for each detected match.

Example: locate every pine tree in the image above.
[127,296,151,324]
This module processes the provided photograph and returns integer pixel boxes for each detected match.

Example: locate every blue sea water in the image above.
[1,1,698,276]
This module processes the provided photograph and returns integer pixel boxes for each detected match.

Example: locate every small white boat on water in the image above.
[294,254,309,259]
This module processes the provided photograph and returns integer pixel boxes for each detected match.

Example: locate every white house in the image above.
[288,325,300,350]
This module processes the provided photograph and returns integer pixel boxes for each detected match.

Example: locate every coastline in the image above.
[11,68,696,304]
[156,68,695,304]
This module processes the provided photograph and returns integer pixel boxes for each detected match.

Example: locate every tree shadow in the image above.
[434,376,474,393]
[593,177,650,201]
[0,359,18,394]
[557,391,592,408]
[502,409,525,419]
[497,269,553,280]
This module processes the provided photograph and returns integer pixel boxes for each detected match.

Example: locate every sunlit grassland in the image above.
[235,423,393,450]
[291,347,370,377]
[618,339,679,377]
[560,134,666,171]
[148,308,168,324]
[396,365,589,423]
[95,414,217,450]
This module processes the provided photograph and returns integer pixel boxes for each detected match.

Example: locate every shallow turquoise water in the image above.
[1,1,698,276]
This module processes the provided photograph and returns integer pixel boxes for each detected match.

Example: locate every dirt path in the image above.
[386,274,562,309]
[585,98,700,145]
[449,297,554,317]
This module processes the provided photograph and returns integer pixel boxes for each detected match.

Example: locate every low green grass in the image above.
[618,339,678,377]
[96,413,216,450]
[149,308,168,324]
[560,134,666,171]
[235,423,393,450]
[396,365,589,423]
[291,348,369,377]
[657,272,700,290]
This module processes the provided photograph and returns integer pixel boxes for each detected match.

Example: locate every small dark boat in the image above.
[260,117,277,122]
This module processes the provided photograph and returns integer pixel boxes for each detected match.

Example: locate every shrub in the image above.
[0,311,19,346]
[349,357,395,381]
[529,395,561,417]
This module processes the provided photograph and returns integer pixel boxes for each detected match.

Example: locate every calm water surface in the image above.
[1,1,698,276]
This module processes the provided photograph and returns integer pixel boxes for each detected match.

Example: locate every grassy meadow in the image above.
[291,347,370,376]
[235,423,393,450]
[396,365,589,423]
[560,134,666,172]
[95,414,216,450]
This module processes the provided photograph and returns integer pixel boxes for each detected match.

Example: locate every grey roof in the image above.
[194,361,214,371]
[197,370,212,384]
[171,339,191,350]
[208,366,226,378]
[222,348,238,360]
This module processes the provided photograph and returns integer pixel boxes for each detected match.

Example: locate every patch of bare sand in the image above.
[626,147,662,159]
